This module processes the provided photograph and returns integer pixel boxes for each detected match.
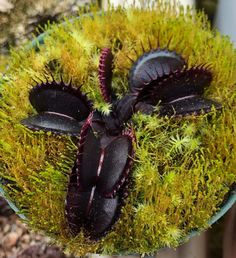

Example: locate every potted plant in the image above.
[0,1,236,256]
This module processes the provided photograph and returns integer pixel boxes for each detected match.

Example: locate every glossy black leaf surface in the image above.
[138,67,213,105]
[97,136,131,195]
[66,187,90,234]
[22,80,92,135]
[159,96,222,116]
[29,81,91,121]
[114,93,138,127]
[129,49,186,93]
[86,192,119,236]
[21,113,83,135]
[78,127,101,191]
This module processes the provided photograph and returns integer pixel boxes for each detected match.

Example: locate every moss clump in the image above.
[0,1,236,256]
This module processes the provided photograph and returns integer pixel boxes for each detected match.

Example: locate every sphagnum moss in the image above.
[0,1,236,256]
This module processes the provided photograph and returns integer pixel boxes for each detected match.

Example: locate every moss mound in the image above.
[1,1,236,256]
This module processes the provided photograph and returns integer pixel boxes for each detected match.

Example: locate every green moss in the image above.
[0,1,236,256]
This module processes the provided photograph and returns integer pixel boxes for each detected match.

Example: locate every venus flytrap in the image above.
[0,1,236,256]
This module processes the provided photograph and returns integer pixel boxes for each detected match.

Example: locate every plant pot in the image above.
[0,4,236,256]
